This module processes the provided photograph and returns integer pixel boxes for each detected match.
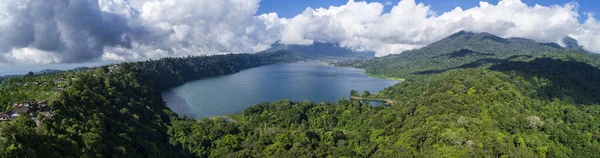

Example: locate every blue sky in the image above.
[257,0,598,22]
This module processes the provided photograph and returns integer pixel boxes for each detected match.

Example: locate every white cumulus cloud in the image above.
[279,0,600,56]
[0,0,282,63]
[117,0,281,60]
[0,0,599,63]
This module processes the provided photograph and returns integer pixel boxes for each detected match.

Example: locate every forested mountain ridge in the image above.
[258,42,376,60]
[336,31,595,79]
[562,36,587,52]
[130,51,298,90]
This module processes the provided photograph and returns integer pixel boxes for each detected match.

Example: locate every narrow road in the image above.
[222,115,238,123]
[350,96,397,104]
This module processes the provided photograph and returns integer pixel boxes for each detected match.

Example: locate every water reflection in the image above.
[162,62,399,118]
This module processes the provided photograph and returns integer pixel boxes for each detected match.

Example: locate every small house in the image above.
[40,103,51,112]
[13,106,31,115]
[10,113,19,120]
[0,113,10,121]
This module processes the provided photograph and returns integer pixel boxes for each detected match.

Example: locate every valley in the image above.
[161,62,398,118]
[1,31,600,157]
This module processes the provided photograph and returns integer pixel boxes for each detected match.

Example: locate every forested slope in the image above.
[2,31,600,157]
[167,64,600,157]
[163,32,600,157]
[0,52,298,157]
[130,51,297,90]
[336,31,594,79]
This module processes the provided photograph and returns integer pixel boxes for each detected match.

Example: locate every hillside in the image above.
[0,52,298,157]
[168,67,600,157]
[337,31,596,79]
[165,32,600,157]
[562,36,587,52]
[165,35,600,157]
[258,42,375,60]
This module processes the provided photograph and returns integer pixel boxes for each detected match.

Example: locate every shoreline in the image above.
[350,96,397,104]
[317,61,405,81]
[364,72,405,81]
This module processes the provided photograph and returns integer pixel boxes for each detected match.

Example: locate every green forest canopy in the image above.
[1,32,600,157]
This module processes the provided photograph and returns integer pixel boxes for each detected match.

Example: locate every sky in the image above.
[1,0,600,74]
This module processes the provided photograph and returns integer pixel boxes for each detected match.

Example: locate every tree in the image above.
[350,90,358,97]
[26,71,34,77]
[363,90,371,97]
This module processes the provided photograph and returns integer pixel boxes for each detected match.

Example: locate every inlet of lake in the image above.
[161,62,400,118]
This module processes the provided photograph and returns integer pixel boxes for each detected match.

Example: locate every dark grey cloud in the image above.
[0,0,135,63]
[0,0,278,63]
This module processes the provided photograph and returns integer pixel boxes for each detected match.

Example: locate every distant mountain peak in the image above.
[562,36,584,51]
[444,31,507,43]
[400,31,569,61]
[447,30,472,38]
[435,31,574,51]
[270,40,284,47]
[343,31,596,81]
[259,42,375,59]
[36,69,64,74]
[448,30,495,37]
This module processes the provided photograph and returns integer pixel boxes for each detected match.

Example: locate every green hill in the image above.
[337,31,596,79]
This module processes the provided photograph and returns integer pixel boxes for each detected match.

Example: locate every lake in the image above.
[161,62,399,118]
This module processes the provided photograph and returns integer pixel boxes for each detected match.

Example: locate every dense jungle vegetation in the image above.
[0,52,297,157]
[1,31,600,157]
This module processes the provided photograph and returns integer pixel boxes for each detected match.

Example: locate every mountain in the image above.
[35,69,64,74]
[562,36,588,52]
[168,43,600,157]
[258,42,375,59]
[338,31,595,79]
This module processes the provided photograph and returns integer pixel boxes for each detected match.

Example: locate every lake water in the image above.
[162,62,399,118]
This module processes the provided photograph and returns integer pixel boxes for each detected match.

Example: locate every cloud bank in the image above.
[280,0,600,56]
[0,0,136,63]
[0,0,599,64]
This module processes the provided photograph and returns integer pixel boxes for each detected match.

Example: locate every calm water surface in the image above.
[162,62,399,118]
